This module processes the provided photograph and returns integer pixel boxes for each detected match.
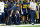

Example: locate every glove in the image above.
[18,11,19,14]
[21,11,23,14]
[10,14,12,17]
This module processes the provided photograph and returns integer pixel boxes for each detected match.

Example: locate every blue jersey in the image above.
[7,2,17,11]
[7,2,14,9]
[10,5,20,15]
[22,1,30,10]
[4,1,8,9]
[22,1,30,13]
[27,2,30,9]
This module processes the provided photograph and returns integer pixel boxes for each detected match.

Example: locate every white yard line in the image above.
[0,24,40,27]
[15,24,40,26]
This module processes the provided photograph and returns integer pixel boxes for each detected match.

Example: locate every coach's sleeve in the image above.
[10,5,16,10]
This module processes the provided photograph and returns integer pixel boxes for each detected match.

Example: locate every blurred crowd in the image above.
[0,0,40,25]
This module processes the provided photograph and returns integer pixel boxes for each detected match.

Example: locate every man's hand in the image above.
[21,11,23,14]
[29,7,34,10]
[15,14,16,16]
[32,8,34,9]
[10,14,12,17]
[35,8,37,11]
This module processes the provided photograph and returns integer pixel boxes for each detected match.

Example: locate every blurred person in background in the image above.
[21,0,30,24]
[4,0,9,24]
[27,0,31,24]
[34,0,39,23]
[0,0,5,25]
[37,0,40,23]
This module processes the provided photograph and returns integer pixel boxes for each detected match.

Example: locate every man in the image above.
[37,0,40,23]
[29,0,37,25]
[0,0,5,25]
[21,0,30,24]
[27,0,32,24]
[7,0,16,14]
[4,0,9,24]
[6,0,16,25]
[8,3,20,25]
[35,1,39,23]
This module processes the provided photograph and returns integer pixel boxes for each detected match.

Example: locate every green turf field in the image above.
[16,26,40,27]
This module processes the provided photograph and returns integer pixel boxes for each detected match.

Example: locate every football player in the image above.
[21,0,30,24]
[4,0,9,24]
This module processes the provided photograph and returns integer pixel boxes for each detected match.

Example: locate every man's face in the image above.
[33,0,35,2]
[16,4,19,7]
[17,0,19,3]
[10,0,13,3]
[26,0,28,2]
